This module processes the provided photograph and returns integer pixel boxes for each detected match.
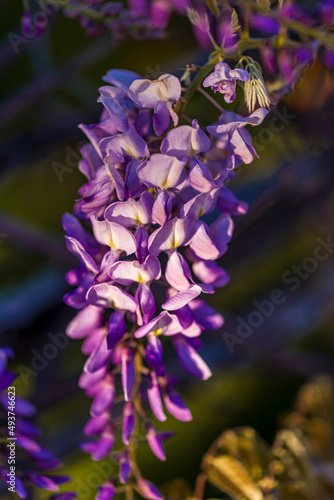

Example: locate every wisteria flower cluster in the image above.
[62,62,268,499]
[17,0,189,40]
[0,347,75,499]
[11,0,334,81]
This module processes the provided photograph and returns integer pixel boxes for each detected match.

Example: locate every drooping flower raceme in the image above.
[63,67,268,498]
[0,347,75,499]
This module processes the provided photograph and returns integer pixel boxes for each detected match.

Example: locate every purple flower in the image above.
[161,119,210,159]
[102,69,140,90]
[123,402,136,445]
[148,216,196,255]
[96,481,116,500]
[147,371,166,421]
[138,154,187,190]
[137,478,164,500]
[129,74,181,135]
[172,335,212,380]
[100,125,150,163]
[207,108,268,164]
[86,283,137,312]
[109,254,161,285]
[121,346,136,401]
[145,335,165,376]
[162,382,192,422]
[119,452,131,484]
[105,191,154,227]
[135,311,181,338]
[146,423,166,461]
[203,63,250,103]
[0,347,75,497]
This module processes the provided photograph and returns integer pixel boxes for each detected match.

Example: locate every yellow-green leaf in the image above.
[207,455,264,500]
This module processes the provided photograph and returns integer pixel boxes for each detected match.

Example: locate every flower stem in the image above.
[197,87,224,113]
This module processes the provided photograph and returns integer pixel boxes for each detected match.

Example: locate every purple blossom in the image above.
[207,108,268,164]
[0,347,75,498]
[146,423,166,461]
[129,74,181,135]
[203,63,250,103]
[161,119,210,159]
[96,481,116,500]
[137,478,164,500]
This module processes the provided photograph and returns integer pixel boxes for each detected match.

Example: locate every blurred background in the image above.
[1,2,334,498]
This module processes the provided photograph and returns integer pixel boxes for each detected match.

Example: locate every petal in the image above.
[98,96,129,132]
[136,283,156,324]
[84,336,110,373]
[91,377,115,416]
[192,260,230,288]
[134,311,178,338]
[165,251,191,291]
[122,402,136,445]
[162,285,202,311]
[100,125,149,161]
[109,255,161,285]
[163,384,192,422]
[105,191,154,227]
[148,216,196,255]
[179,191,218,219]
[107,311,127,349]
[121,347,135,401]
[138,154,187,189]
[125,159,146,199]
[93,430,114,460]
[86,283,137,312]
[188,300,224,330]
[65,237,98,273]
[146,423,166,461]
[152,189,172,226]
[161,120,210,159]
[62,212,99,254]
[129,74,181,108]
[135,225,149,264]
[84,413,109,436]
[217,186,248,215]
[172,336,212,380]
[189,221,219,260]
[96,481,116,500]
[209,216,234,256]
[14,397,36,417]
[104,164,125,201]
[147,372,166,422]
[137,479,164,500]
[66,305,103,339]
[145,335,165,377]
[153,101,171,136]
[119,452,131,484]
[102,69,140,90]
[188,158,216,193]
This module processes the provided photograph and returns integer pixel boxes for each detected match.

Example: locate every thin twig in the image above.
[197,87,224,113]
